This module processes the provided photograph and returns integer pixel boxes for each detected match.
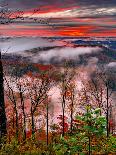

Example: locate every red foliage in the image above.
[34,64,53,71]
[26,130,32,139]
[109,119,113,127]
[27,71,33,77]
[57,115,69,133]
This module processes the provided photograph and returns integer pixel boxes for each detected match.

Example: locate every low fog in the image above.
[33,46,102,64]
[0,37,63,53]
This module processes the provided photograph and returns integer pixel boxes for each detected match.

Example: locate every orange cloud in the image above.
[58,26,96,36]
[0,23,116,37]
[0,28,55,37]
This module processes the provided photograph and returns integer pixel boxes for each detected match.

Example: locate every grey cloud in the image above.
[51,19,116,29]
[1,0,116,9]
[73,0,116,8]
[69,7,116,18]
[0,37,60,53]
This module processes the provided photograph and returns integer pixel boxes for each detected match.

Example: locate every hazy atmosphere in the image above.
[0,0,116,154]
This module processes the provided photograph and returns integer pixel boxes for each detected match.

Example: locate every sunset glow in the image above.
[0,0,116,37]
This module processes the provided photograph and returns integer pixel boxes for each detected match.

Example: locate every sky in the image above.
[0,0,116,37]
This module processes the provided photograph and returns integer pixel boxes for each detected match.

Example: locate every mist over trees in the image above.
[0,2,116,154]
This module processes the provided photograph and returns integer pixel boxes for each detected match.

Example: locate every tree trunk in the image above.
[31,106,35,139]
[62,94,65,137]
[14,102,18,139]
[0,51,7,138]
[106,86,109,137]
[22,106,26,141]
[70,93,74,134]
[46,102,49,145]
[10,91,18,139]
[19,90,26,140]
[88,136,91,155]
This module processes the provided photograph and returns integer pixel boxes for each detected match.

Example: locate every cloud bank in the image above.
[31,46,102,64]
[0,37,61,53]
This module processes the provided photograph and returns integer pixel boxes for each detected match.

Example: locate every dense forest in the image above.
[0,54,116,154]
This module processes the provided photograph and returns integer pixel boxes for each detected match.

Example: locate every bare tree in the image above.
[42,96,51,145]
[66,81,76,134]
[4,76,19,139]
[15,77,27,141]
[87,78,106,115]
[98,72,113,137]
[91,67,114,137]
[59,62,75,136]
[26,70,54,138]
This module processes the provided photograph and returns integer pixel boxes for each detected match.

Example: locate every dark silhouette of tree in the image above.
[0,51,7,138]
